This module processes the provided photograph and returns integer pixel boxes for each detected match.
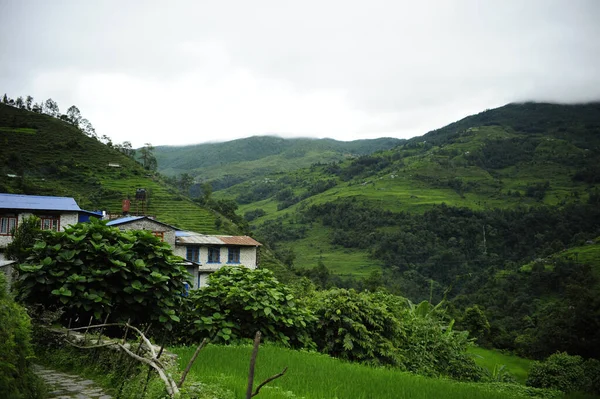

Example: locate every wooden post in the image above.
[83,316,93,344]
[245,331,262,399]
[177,338,208,388]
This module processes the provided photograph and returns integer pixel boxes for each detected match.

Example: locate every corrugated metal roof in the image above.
[216,235,262,246]
[0,193,81,211]
[177,234,225,245]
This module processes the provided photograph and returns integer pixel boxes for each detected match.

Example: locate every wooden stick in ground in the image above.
[252,367,288,397]
[245,331,262,399]
[96,313,111,345]
[66,318,72,338]
[122,318,131,344]
[83,316,93,344]
[177,338,209,388]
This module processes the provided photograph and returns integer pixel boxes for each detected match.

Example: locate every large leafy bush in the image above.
[398,301,481,381]
[309,288,404,366]
[183,266,315,348]
[17,219,189,330]
[526,352,599,394]
[0,273,45,399]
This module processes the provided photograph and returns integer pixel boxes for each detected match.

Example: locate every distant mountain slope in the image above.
[218,102,600,277]
[0,103,219,234]
[153,136,403,187]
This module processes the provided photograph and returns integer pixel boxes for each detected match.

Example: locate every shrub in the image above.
[16,218,189,330]
[398,301,482,381]
[309,288,404,366]
[526,352,585,393]
[0,273,45,399]
[182,267,315,348]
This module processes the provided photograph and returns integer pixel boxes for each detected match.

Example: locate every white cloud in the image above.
[1,0,599,147]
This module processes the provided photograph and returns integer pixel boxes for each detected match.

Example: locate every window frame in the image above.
[207,246,220,263]
[227,247,241,264]
[186,246,200,263]
[40,215,60,231]
[0,216,17,236]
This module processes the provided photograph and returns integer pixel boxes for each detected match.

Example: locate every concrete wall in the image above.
[112,219,176,246]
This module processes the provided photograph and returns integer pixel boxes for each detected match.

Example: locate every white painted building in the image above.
[0,193,100,262]
[106,216,261,288]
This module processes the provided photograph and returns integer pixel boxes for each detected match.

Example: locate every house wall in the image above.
[112,219,176,246]
[0,211,79,255]
[174,245,259,289]
[174,245,258,268]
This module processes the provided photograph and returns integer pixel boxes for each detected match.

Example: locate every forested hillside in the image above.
[201,102,600,360]
[154,136,403,189]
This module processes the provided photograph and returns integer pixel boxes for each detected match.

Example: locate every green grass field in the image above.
[469,346,533,384]
[171,344,545,399]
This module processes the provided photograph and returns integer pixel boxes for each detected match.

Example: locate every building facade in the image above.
[106,216,261,288]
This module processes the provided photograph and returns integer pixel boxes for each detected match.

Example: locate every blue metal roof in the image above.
[0,193,81,211]
[106,216,145,226]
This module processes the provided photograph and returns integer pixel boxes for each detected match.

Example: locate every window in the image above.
[207,247,220,263]
[40,216,60,231]
[228,247,241,263]
[186,246,199,263]
[152,231,165,241]
[0,216,17,235]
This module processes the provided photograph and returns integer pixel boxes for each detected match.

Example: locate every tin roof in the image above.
[176,234,225,245]
[0,193,81,212]
[106,216,180,231]
[176,233,261,246]
[106,216,146,226]
[217,235,262,246]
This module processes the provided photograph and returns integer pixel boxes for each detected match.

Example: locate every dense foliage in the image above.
[181,267,315,348]
[0,273,45,399]
[17,219,189,330]
[526,352,600,395]
[309,288,404,366]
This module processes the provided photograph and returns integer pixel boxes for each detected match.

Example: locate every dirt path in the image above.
[33,364,113,399]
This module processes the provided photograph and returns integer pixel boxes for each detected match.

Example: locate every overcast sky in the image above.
[1,1,599,147]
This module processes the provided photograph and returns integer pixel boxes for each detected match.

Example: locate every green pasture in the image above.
[469,346,533,385]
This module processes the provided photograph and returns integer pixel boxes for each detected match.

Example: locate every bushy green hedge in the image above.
[527,352,600,395]
[0,273,45,399]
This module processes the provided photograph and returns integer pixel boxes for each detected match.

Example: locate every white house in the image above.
[0,193,101,262]
[105,216,261,288]
[0,193,101,284]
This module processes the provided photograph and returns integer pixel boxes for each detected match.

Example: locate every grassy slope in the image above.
[0,104,218,233]
[172,344,540,399]
[469,347,533,385]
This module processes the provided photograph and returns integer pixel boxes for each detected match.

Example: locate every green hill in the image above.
[153,136,403,188]
[0,103,219,233]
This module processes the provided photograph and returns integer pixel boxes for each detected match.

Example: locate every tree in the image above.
[66,105,82,127]
[43,98,60,117]
[115,141,135,157]
[79,118,97,139]
[178,173,194,194]
[15,96,24,109]
[2,93,7,103]
[25,95,33,110]
[16,219,190,330]
[5,216,41,263]
[200,182,213,204]
[139,143,157,171]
